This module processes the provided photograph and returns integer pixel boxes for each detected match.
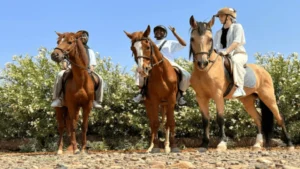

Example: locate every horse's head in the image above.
[51,31,83,63]
[124,25,154,77]
[189,15,215,70]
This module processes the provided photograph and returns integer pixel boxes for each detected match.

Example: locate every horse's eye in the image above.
[146,46,150,50]
[190,38,194,42]
[68,41,72,45]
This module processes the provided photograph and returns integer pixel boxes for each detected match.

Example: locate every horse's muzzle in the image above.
[137,66,151,77]
[51,51,64,63]
[197,60,209,70]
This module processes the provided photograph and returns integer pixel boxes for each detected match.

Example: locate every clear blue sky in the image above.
[0,0,299,72]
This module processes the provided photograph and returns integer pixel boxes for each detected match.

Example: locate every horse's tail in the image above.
[259,99,274,146]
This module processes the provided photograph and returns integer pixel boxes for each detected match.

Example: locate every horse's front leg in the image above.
[166,102,180,153]
[214,96,227,151]
[68,106,80,154]
[55,107,66,155]
[145,101,160,153]
[81,103,93,154]
[196,96,210,152]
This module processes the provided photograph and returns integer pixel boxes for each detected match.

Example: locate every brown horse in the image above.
[124,25,180,153]
[189,15,294,151]
[51,32,94,154]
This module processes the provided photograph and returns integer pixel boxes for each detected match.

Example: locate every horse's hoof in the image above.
[252,144,262,151]
[171,147,181,153]
[198,147,208,153]
[150,148,161,153]
[57,150,63,155]
[74,149,80,154]
[217,146,227,151]
[165,147,171,153]
[217,141,227,151]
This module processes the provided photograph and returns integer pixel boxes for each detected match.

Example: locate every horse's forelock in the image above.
[189,22,211,59]
[196,22,209,36]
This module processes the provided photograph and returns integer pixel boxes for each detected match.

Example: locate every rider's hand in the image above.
[168,26,176,33]
[90,65,95,72]
[218,50,228,56]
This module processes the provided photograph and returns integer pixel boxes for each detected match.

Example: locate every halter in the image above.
[132,37,164,69]
[190,27,219,65]
[54,37,89,70]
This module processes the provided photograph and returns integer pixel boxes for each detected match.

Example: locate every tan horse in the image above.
[124,25,181,153]
[51,32,95,154]
[189,15,294,151]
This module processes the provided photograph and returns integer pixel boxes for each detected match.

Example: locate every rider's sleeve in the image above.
[213,30,222,51]
[169,40,185,53]
[232,23,246,45]
[88,49,97,66]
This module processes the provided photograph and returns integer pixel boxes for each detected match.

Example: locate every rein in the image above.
[54,38,90,71]
[190,27,220,69]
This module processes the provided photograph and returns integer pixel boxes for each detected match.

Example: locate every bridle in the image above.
[190,28,219,64]
[54,37,89,70]
[131,37,164,70]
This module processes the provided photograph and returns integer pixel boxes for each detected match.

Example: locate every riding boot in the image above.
[177,90,187,106]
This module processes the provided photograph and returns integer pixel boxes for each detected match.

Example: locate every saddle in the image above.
[223,53,248,97]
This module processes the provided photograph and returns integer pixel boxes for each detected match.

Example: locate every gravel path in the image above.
[0,147,300,169]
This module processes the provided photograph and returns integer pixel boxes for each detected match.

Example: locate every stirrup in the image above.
[93,101,102,109]
[133,94,145,103]
[51,99,63,107]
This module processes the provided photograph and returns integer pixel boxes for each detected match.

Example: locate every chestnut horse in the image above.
[124,25,180,153]
[51,32,94,154]
[189,15,294,151]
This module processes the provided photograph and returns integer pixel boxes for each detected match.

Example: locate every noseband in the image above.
[132,37,164,69]
[54,38,89,70]
[190,28,218,64]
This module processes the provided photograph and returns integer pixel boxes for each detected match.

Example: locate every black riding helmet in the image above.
[77,30,89,37]
[77,30,89,44]
[153,25,167,38]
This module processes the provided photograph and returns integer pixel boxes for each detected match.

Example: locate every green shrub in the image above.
[0,49,299,151]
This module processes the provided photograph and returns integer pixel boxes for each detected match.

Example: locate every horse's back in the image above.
[247,63,274,89]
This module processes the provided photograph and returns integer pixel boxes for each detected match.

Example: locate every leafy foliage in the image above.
[0,49,299,151]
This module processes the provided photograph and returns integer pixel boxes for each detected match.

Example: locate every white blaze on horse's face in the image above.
[60,38,65,44]
[134,41,144,68]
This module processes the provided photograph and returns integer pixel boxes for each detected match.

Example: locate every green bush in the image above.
[0,49,299,152]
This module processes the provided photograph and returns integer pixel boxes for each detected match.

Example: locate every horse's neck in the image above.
[151,42,169,76]
[70,49,89,86]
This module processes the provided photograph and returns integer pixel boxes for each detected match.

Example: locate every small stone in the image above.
[169,161,195,169]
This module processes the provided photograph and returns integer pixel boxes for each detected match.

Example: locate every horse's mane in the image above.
[76,37,89,67]
[189,21,212,59]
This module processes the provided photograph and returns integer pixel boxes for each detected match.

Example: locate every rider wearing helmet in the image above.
[133,25,191,105]
[213,7,248,98]
[51,30,104,108]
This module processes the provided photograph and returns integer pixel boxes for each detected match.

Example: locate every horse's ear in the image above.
[143,25,151,37]
[208,16,215,28]
[124,31,133,39]
[55,31,62,37]
[189,15,197,29]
